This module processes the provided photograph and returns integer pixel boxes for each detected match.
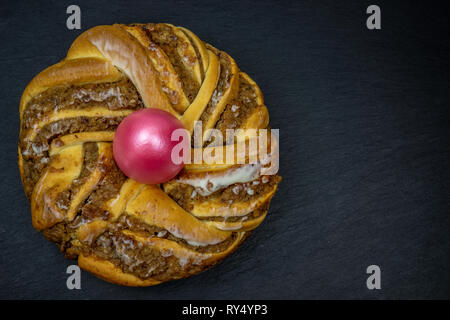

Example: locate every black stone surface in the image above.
[0,0,449,299]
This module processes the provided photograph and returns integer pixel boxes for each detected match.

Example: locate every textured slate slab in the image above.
[0,0,448,299]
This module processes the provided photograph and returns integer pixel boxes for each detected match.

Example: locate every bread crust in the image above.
[19,58,122,121]
[67,25,176,115]
[78,254,162,286]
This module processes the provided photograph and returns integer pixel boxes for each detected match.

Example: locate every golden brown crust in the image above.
[119,24,191,113]
[67,25,176,115]
[19,58,122,121]
[179,27,210,78]
[181,50,220,133]
[78,254,162,286]
[201,49,240,143]
[18,23,281,286]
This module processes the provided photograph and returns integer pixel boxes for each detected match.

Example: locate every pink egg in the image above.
[113,108,188,184]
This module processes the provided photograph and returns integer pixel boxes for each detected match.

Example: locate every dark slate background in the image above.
[0,0,449,299]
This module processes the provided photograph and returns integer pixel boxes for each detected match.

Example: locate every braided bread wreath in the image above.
[18,23,281,286]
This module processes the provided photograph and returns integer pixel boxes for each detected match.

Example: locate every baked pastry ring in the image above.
[18,23,281,286]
